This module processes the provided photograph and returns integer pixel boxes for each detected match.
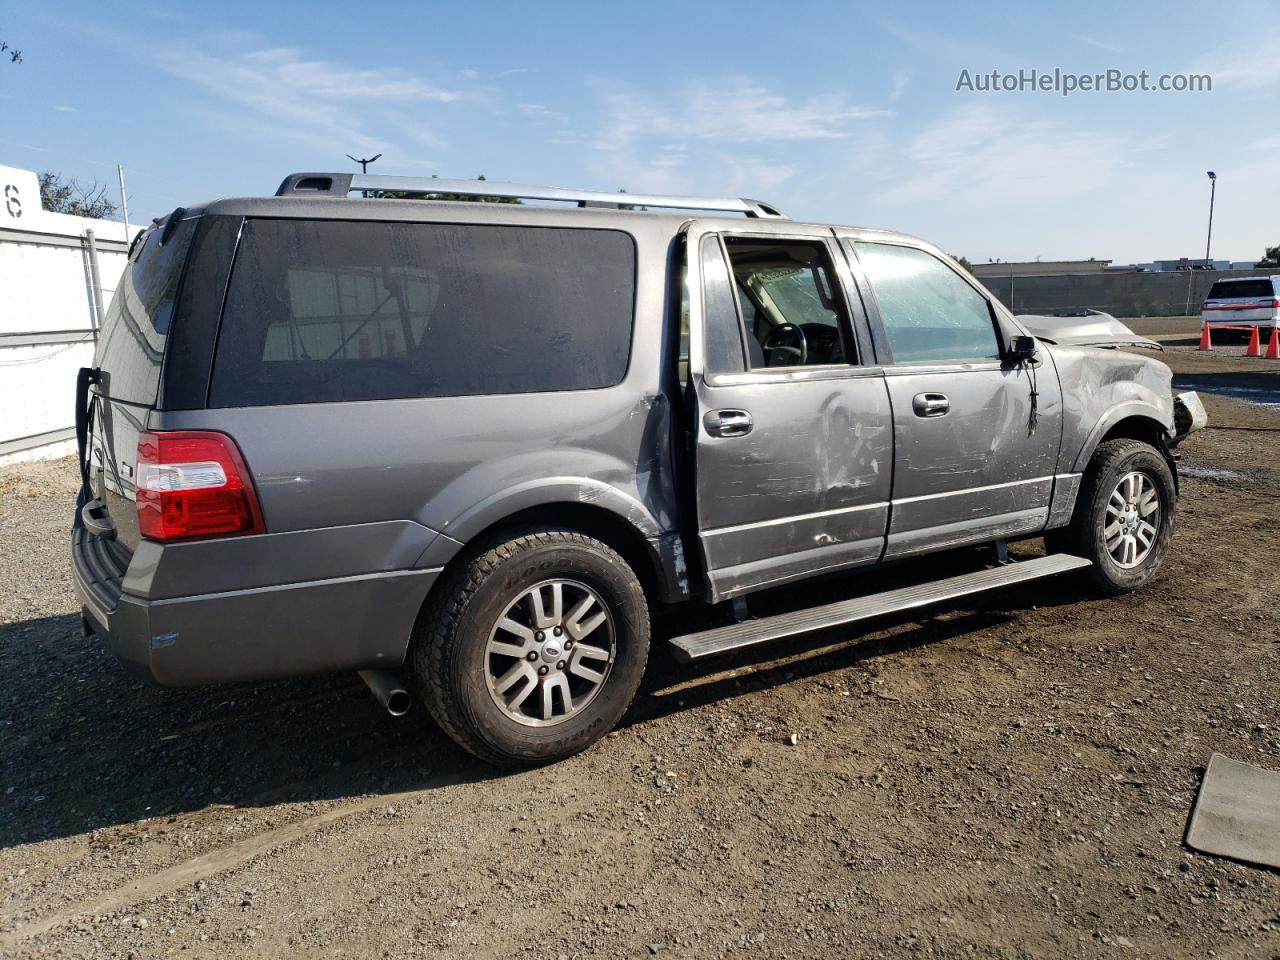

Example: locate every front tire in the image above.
[1053,438,1176,595]
[408,529,650,766]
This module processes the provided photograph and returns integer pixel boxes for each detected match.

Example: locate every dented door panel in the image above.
[883,362,1062,556]
[696,371,893,598]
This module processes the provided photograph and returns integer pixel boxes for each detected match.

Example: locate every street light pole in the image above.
[1204,170,1216,264]
[345,154,381,198]
[345,153,382,174]
[1185,171,1217,316]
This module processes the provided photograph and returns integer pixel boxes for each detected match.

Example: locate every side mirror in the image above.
[1008,335,1037,363]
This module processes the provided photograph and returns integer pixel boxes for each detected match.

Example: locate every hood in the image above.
[1016,310,1161,350]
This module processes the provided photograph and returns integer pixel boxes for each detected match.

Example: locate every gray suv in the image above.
[72,173,1205,764]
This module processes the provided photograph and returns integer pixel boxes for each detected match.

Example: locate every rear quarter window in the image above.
[209,219,637,407]
[93,218,197,405]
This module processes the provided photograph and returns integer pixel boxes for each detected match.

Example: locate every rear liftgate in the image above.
[669,553,1091,663]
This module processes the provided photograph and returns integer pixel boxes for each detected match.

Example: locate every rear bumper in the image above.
[1201,313,1279,326]
[73,524,439,685]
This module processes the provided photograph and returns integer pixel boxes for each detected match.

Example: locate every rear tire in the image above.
[1050,438,1176,595]
[408,529,650,766]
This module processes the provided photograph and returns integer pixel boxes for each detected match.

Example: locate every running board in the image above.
[669,554,1091,663]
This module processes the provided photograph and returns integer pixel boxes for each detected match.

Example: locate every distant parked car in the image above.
[1200,276,1280,333]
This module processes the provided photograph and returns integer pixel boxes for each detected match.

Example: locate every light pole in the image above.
[1204,170,1216,264]
[1185,171,1218,315]
[346,154,381,198]
[345,153,382,174]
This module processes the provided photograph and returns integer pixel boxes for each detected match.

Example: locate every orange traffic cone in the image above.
[1198,324,1213,351]
[1266,326,1280,360]
[1246,326,1262,357]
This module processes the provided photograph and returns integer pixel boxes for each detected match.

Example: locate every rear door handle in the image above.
[912,392,950,417]
[704,409,753,438]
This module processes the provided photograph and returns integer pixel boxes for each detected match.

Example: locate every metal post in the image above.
[1204,171,1216,263]
[85,229,105,332]
[346,154,381,199]
[1186,171,1217,316]
[1009,264,1015,312]
[116,164,130,246]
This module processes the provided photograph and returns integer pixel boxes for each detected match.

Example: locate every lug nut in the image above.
[553,626,563,636]
[564,639,574,649]
[526,651,538,661]
[535,631,546,642]
[537,665,549,676]
[557,660,566,670]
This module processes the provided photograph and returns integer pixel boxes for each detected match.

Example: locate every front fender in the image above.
[1070,400,1173,473]
[1048,344,1175,474]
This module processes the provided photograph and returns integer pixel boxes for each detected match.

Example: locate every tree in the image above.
[952,254,974,273]
[0,40,22,64]
[1255,245,1280,268]
[39,172,118,219]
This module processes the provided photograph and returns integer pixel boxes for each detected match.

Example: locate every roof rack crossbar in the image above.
[274,173,787,219]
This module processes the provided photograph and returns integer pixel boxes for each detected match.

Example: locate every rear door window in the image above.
[1206,279,1275,300]
[209,219,636,407]
[852,241,1000,364]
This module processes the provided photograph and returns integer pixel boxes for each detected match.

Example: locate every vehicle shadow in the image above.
[0,613,488,850]
[0,551,1084,850]
[632,549,1088,725]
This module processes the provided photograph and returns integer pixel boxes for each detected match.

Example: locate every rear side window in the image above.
[1206,279,1274,300]
[94,218,197,405]
[853,241,999,364]
[209,219,636,407]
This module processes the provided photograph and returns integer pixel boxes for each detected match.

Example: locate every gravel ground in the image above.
[1,329,1278,959]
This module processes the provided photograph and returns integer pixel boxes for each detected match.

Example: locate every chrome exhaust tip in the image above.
[358,669,411,717]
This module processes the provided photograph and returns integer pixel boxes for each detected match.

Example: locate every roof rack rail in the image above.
[274,173,788,219]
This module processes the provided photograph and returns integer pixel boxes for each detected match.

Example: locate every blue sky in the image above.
[3,0,1278,263]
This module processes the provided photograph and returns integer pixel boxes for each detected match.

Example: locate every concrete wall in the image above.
[979,268,1266,318]
[0,164,133,464]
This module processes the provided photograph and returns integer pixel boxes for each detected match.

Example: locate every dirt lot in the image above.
[2,322,1278,959]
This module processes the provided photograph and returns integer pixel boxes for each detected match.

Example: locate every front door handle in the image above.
[704,409,753,438]
[912,392,950,417]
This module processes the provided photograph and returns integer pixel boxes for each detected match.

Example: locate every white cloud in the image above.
[1078,35,1125,55]
[51,104,77,112]
[573,76,888,195]
[1189,28,1280,91]
[789,102,1221,263]
[880,21,1013,68]
[888,70,911,103]
[594,79,889,149]
[157,45,470,155]
[877,102,1143,210]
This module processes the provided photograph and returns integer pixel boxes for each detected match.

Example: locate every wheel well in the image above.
[1094,415,1178,490]
[443,503,668,600]
[1099,415,1167,449]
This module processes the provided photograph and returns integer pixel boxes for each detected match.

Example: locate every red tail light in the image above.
[136,431,265,542]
